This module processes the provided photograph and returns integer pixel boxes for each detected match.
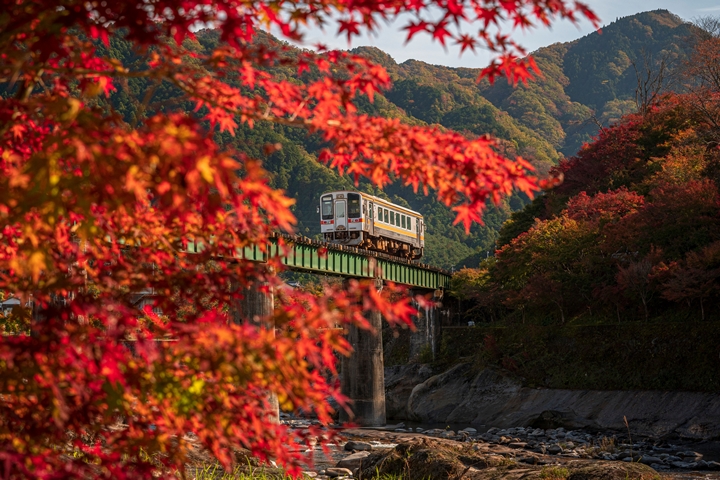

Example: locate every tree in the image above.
[632,49,673,118]
[661,241,720,320]
[616,258,656,321]
[0,0,598,477]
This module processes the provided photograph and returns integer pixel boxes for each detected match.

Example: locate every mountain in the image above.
[102,10,700,268]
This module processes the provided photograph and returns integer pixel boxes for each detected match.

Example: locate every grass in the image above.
[586,436,617,456]
[539,466,570,480]
[190,464,296,480]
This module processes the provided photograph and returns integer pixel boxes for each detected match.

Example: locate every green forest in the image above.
[101,9,697,269]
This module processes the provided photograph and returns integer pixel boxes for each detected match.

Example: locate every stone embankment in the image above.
[387,363,720,440]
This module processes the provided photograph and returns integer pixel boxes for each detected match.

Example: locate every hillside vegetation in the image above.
[103,10,698,268]
[452,42,720,326]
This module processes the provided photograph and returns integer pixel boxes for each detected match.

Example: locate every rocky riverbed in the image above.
[280,415,720,479]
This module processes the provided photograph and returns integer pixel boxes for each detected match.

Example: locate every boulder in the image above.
[336,451,370,470]
[638,455,662,465]
[343,441,372,452]
[326,467,353,478]
[384,364,433,420]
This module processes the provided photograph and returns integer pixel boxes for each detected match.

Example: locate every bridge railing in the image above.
[186,232,451,290]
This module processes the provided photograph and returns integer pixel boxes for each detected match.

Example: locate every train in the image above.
[319,191,425,260]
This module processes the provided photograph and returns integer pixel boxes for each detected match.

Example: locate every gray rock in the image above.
[677,450,703,459]
[508,442,527,449]
[707,461,720,470]
[681,452,704,462]
[638,455,662,465]
[336,451,370,470]
[326,467,353,478]
[461,427,477,434]
[344,441,372,452]
[671,461,697,469]
[303,472,318,478]
[384,364,433,420]
[547,445,563,454]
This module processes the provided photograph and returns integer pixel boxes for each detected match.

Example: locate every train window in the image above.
[391,211,396,226]
[348,193,361,218]
[321,196,333,220]
[384,209,388,223]
[408,217,413,230]
[401,215,406,229]
[336,201,345,218]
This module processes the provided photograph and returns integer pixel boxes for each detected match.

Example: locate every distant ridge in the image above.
[105,10,699,268]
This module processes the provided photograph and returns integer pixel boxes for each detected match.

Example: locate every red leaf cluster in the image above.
[0,0,597,477]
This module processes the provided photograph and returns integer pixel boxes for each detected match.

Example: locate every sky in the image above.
[290,1,720,68]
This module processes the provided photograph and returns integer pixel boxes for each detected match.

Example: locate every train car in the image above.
[319,191,424,259]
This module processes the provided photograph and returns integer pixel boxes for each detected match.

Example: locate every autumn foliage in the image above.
[458,77,720,324]
[0,0,600,477]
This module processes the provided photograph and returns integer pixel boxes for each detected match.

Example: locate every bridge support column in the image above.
[408,289,443,362]
[340,277,386,426]
[234,281,280,421]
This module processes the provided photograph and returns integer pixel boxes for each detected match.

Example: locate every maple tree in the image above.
[0,0,599,477]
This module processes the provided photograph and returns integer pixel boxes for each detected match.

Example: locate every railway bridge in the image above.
[227,233,451,426]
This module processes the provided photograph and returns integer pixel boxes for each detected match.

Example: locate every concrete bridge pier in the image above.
[408,289,443,361]
[340,277,386,426]
[234,281,280,421]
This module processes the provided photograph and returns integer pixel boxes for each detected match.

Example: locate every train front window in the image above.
[321,196,333,220]
[348,193,361,218]
[336,201,345,218]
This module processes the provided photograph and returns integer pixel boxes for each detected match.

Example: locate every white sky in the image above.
[289,1,720,68]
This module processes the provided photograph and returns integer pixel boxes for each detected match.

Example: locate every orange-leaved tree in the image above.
[0,0,597,477]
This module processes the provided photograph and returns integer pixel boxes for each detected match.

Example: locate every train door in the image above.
[368,202,375,236]
[335,199,347,232]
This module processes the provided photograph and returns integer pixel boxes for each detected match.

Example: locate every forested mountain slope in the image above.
[103,9,697,268]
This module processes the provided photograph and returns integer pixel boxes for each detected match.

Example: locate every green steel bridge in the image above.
[190,233,450,290]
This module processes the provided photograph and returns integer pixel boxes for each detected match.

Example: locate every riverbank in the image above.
[278,419,720,479]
